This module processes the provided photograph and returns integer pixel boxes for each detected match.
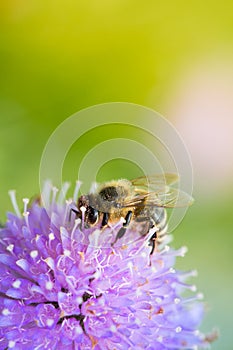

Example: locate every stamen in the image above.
[51,186,59,207]
[49,232,55,241]
[108,217,125,232]
[58,182,70,204]
[44,257,54,270]
[23,210,30,230]
[30,250,38,259]
[181,293,204,304]
[12,279,21,288]
[174,297,181,304]
[197,292,204,300]
[75,326,83,335]
[71,218,81,240]
[153,268,176,280]
[6,244,14,253]
[47,232,55,251]
[46,319,54,327]
[90,182,98,193]
[157,336,163,342]
[76,296,83,304]
[2,308,10,316]
[172,280,197,292]
[45,281,54,290]
[175,326,182,333]
[63,199,72,224]
[192,270,198,277]
[190,284,197,292]
[110,324,117,333]
[193,330,200,336]
[73,180,82,202]
[159,233,173,247]
[155,297,162,303]
[80,206,86,230]
[88,229,102,249]
[180,246,188,257]
[64,249,71,257]
[8,190,21,217]
[41,180,52,209]
[127,261,134,276]
[23,198,29,215]
[178,269,198,280]
[22,198,31,231]
[8,341,16,349]
[158,244,170,255]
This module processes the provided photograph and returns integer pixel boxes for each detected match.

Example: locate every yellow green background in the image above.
[1,1,233,348]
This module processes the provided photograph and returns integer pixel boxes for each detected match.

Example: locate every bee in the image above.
[72,174,193,254]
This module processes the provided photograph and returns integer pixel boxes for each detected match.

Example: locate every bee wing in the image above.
[146,188,194,208]
[122,187,194,208]
[131,173,179,192]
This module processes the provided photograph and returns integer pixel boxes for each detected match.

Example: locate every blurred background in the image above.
[1,1,233,348]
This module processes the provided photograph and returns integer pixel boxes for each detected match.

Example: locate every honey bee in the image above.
[72,174,193,254]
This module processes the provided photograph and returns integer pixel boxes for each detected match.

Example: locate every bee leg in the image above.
[101,212,109,227]
[149,231,157,255]
[134,217,157,254]
[111,211,132,246]
[135,215,159,254]
[69,208,79,221]
[124,210,133,226]
[135,216,153,224]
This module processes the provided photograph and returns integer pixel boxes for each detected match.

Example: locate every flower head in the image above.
[0,182,216,349]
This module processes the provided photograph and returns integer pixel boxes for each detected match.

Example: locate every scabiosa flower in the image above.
[0,181,216,350]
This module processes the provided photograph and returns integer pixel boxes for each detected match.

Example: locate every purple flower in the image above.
[0,182,216,349]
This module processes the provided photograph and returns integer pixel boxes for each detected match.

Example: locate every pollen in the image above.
[78,251,85,261]
[197,292,204,300]
[12,279,21,288]
[75,325,83,335]
[49,232,55,240]
[64,249,71,256]
[6,244,14,253]
[175,326,182,333]
[155,297,162,303]
[155,307,164,315]
[174,297,181,304]
[30,250,38,258]
[76,296,83,304]
[180,246,188,257]
[2,308,10,316]
[8,341,16,348]
[190,285,197,292]
[110,324,117,333]
[46,319,54,327]
[80,206,86,213]
[45,281,54,290]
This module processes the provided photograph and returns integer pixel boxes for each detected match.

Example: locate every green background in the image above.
[1,1,233,348]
